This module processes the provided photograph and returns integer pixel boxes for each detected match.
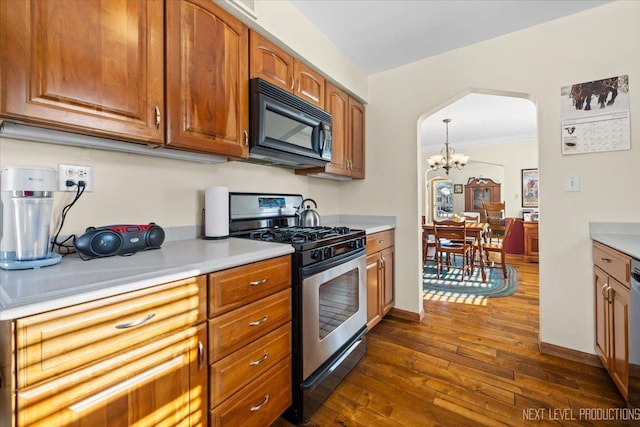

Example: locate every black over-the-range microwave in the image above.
[248,78,332,169]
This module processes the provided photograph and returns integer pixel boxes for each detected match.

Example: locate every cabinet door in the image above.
[1,0,164,143]
[249,31,294,92]
[594,267,609,365]
[18,324,207,427]
[166,0,249,158]
[609,278,630,399]
[381,246,395,315]
[366,253,382,330]
[293,61,324,109]
[323,83,349,176]
[348,97,366,179]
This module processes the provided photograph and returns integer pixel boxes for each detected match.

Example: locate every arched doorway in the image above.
[418,90,538,301]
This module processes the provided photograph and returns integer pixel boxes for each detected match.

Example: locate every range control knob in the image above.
[311,250,322,260]
[323,247,332,258]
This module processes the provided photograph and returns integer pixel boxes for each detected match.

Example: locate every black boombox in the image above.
[75,223,165,259]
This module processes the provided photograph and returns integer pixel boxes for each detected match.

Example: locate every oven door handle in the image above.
[302,248,366,277]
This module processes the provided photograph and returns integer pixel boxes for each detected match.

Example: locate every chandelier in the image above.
[427,118,469,175]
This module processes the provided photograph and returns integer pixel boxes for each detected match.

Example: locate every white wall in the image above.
[340,1,640,354]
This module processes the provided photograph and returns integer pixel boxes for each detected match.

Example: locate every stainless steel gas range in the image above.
[229,192,367,424]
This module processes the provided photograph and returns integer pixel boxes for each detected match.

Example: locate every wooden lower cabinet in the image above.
[6,256,294,426]
[207,256,292,426]
[593,242,631,400]
[210,357,291,427]
[13,276,208,427]
[523,221,539,262]
[366,230,395,330]
[18,324,207,427]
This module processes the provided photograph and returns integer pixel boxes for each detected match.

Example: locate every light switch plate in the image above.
[565,174,580,192]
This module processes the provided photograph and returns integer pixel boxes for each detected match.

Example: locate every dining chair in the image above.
[433,219,474,281]
[422,216,436,264]
[473,217,514,278]
[483,201,506,243]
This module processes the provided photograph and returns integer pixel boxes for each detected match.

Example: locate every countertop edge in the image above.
[0,242,293,320]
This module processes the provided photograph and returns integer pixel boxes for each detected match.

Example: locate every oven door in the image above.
[301,251,366,380]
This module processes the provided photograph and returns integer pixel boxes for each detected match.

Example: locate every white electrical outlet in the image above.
[58,164,94,192]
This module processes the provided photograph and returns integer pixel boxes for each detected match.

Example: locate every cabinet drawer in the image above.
[210,357,292,427]
[210,323,291,407]
[209,255,291,316]
[16,276,206,388]
[18,324,204,427]
[209,289,291,362]
[366,229,394,254]
[593,241,630,287]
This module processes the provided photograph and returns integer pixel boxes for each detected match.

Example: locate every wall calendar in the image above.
[560,75,630,155]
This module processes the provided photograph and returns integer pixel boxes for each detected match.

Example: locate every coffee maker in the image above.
[0,166,62,270]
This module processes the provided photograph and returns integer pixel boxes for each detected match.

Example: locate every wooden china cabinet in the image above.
[464,178,501,222]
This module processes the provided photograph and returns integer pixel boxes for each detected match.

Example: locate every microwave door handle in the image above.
[319,127,326,153]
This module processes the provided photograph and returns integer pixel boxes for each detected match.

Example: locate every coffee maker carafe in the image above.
[0,166,62,270]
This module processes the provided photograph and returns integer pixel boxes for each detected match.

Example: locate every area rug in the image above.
[423,258,518,303]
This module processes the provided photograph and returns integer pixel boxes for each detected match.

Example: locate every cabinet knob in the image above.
[601,258,612,263]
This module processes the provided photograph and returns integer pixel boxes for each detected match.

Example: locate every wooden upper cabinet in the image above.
[348,97,366,179]
[294,61,325,108]
[249,32,295,92]
[250,31,324,109]
[0,0,164,144]
[323,83,350,176]
[302,82,365,179]
[165,0,249,158]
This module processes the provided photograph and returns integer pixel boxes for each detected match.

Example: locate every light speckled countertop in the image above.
[0,238,293,320]
[322,215,396,234]
[590,222,640,259]
[0,216,396,320]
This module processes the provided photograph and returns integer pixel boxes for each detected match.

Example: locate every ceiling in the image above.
[288,0,610,150]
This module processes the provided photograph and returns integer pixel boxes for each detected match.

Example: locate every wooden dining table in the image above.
[422,222,490,282]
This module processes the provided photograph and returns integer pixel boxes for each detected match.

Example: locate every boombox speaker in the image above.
[75,223,165,260]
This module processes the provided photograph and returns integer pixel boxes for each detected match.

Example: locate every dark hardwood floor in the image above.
[274,255,629,426]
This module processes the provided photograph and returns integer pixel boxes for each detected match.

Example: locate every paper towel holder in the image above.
[201,207,229,240]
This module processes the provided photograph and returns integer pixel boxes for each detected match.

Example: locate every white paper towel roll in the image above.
[204,186,229,239]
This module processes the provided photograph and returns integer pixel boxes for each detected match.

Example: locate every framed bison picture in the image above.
[560,75,630,155]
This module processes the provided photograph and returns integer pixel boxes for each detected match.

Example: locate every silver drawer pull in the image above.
[198,340,205,371]
[249,352,269,366]
[601,258,612,263]
[378,240,384,244]
[250,395,269,412]
[249,278,268,286]
[249,316,268,326]
[115,313,155,329]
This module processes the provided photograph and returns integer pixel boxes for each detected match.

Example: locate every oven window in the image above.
[318,269,359,339]
[265,109,314,150]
